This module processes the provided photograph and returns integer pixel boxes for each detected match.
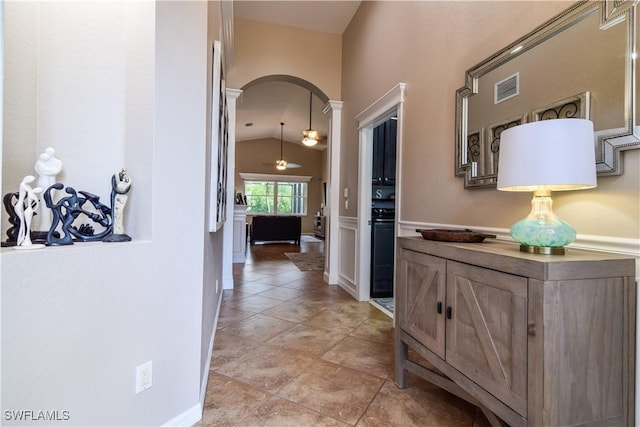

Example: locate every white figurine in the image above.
[104,169,132,242]
[14,175,45,250]
[34,147,62,233]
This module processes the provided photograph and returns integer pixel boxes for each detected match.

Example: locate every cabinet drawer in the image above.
[446,261,528,417]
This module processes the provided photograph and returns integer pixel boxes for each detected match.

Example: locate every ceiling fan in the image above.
[302,91,319,147]
[262,122,302,169]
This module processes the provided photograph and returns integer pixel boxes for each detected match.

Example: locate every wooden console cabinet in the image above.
[395,237,636,427]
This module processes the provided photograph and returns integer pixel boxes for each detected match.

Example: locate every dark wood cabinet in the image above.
[396,237,636,427]
[313,215,325,239]
[372,118,397,185]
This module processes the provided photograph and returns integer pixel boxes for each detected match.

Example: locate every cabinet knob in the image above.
[527,323,536,337]
[446,306,452,319]
[437,301,443,314]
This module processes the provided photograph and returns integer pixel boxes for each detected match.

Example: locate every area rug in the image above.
[285,252,325,271]
[370,297,394,318]
[300,234,323,243]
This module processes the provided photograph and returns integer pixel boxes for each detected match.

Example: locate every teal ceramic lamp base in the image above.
[510,191,576,255]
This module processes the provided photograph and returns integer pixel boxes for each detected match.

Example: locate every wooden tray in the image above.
[416,228,496,243]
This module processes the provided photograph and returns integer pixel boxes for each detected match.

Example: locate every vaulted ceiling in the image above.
[232,1,361,149]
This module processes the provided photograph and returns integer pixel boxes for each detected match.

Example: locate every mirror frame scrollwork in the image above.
[455,0,638,189]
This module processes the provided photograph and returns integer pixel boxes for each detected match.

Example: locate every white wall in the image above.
[200,0,225,404]
[2,1,154,239]
[1,2,217,425]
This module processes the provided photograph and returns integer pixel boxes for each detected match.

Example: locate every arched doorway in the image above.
[232,75,342,285]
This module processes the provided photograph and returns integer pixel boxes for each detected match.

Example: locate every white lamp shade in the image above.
[497,119,597,192]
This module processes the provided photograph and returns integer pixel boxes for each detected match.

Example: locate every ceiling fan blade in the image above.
[260,161,302,169]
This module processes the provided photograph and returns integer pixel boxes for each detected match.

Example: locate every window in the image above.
[241,173,311,216]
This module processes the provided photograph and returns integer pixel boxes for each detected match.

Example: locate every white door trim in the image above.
[355,83,406,301]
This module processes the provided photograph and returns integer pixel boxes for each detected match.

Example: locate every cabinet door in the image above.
[396,248,446,358]
[382,119,397,185]
[445,261,528,417]
[372,122,385,184]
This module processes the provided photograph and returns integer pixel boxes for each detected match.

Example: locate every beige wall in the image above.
[229,18,342,99]
[340,1,639,240]
[236,138,324,233]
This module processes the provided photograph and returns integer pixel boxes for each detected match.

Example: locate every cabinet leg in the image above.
[395,333,409,388]
[479,407,505,427]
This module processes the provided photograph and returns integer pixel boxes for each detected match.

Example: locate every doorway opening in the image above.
[233,75,341,284]
[355,83,406,303]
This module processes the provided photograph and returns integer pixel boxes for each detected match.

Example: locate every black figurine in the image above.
[2,192,20,246]
[43,184,113,245]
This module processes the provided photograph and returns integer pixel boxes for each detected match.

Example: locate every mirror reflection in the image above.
[455,1,637,188]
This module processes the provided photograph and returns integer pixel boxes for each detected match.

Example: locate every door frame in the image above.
[355,83,406,301]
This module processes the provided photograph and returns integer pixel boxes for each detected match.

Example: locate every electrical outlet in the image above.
[136,361,153,394]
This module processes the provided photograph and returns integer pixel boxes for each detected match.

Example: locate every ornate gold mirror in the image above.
[455,1,637,188]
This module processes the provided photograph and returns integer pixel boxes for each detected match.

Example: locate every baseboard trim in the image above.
[338,274,357,299]
[162,402,202,427]
[199,292,223,407]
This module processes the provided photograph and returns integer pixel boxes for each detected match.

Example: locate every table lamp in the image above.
[497,118,597,255]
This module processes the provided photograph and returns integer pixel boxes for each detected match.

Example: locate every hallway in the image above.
[198,239,490,426]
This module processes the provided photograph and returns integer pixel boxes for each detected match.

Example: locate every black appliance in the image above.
[370,207,395,298]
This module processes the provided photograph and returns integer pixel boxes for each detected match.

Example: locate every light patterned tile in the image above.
[356,377,476,427]
[210,329,261,371]
[262,302,325,323]
[197,372,270,427]
[238,396,350,427]
[321,335,394,379]
[227,294,284,313]
[350,317,394,344]
[221,313,295,341]
[277,360,384,425]
[304,308,367,334]
[209,243,482,427]
[256,286,304,301]
[266,324,347,357]
[213,343,314,393]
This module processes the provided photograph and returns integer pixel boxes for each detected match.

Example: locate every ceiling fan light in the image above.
[276,159,287,170]
[276,122,288,170]
[301,92,318,147]
[302,133,318,147]
[304,129,319,140]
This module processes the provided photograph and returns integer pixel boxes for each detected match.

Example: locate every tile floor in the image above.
[198,239,491,427]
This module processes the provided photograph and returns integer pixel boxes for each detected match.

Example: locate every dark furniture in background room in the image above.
[250,215,301,245]
[314,215,325,239]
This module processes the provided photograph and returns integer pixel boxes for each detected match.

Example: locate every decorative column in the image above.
[323,100,343,285]
[222,88,243,289]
